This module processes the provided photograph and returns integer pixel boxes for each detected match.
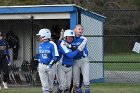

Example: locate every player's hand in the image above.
[65,42,72,48]
[71,46,76,51]
[46,65,51,70]
[77,45,83,51]
[59,29,64,40]
[8,63,11,66]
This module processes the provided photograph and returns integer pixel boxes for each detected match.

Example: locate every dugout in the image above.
[0,4,105,83]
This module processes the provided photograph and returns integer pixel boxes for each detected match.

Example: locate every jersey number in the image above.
[42,54,48,59]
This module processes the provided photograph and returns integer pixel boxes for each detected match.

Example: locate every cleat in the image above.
[3,82,8,89]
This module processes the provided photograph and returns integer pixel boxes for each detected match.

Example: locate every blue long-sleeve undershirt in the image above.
[65,50,79,58]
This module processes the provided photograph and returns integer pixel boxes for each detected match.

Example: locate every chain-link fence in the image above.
[78,9,140,84]
[102,10,140,83]
[0,9,140,86]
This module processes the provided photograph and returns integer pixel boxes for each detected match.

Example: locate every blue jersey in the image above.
[38,41,59,64]
[0,39,10,56]
[59,40,79,66]
[72,36,88,60]
[0,39,10,63]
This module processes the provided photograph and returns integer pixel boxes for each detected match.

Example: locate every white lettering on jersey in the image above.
[42,54,48,59]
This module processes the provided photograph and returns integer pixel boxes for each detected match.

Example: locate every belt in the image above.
[62,63,72,68]
[39,62,49,65]
[75,56,86,60]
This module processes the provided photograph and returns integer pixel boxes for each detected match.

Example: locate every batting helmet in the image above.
[64,30,75,38]
[36,28,51,39]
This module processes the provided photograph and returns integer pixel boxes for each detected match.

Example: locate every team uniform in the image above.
[57,30,79,93]
[37,28,59,93]
[72,36,90,93]
[57,40,79,93]
[0,37,10,89]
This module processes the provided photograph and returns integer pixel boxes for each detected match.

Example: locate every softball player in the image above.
[56,30,81,93]
[0,32,10,90]
[36,28,59,93]
[72,24,90,93]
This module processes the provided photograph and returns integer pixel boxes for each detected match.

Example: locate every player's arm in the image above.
[48,56,57,68]
[3,50,11,65]
[59,28,64,41]
[78,36,87,50]
[63,42,77,51]
[65,50,79,58]
[5,41,11,64]
[67,36,87,52]
[5,49,11,64]
[60,41,79,58]
[57,28,64,45]
[49,41,59,68]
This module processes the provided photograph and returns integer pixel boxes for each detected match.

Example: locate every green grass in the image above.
[0,87,41,93]
[93,83,140,93]
[1,83,140,93]
[104,63,140,71]
[104,53,140,71]
[104,53,140,62]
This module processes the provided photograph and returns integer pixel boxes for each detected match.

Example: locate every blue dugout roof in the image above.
[0,4,105,21]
